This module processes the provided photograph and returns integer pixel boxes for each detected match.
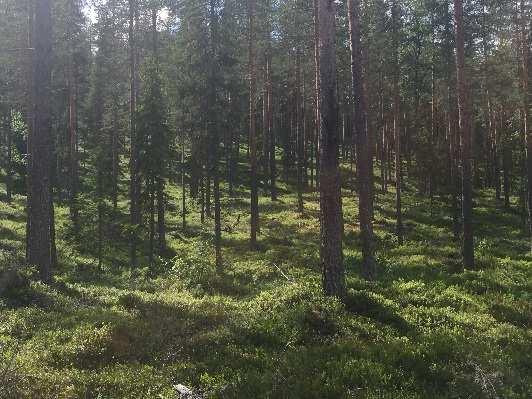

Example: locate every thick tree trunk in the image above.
[455,0,474,268]
[27,0,54,282]
[319,0,345,300]
[347,0,376,280]
[519,0,531,251]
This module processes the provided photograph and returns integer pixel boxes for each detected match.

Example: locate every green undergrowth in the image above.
[0,174,531,398]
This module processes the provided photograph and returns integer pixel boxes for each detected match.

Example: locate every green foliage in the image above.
[171,239,217,292]
[1,180,531,398]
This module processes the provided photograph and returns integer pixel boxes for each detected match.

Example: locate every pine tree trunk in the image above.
[392,0,404,245]
[455,0,474,268]
[265,1,276,201]
[190,140,201,198]
[519,0,531,251]
[313,0,321,189]
[296,48,304,213]
[200,171,205,224]
[157,178,166,254]
[112,103,119,211]
[208,0,223,272]
[67,44,78,227]
[248,0,259,248]
[449,85,461,240]
[25,0,33,262]
[27,0,54,282]
[429,43,436,215]
[149,181,155,266]
[503,126,511,210]
[319,0,345,300]
[97,169,104,270]
[181,122,187,229]
[347,0,376,280]
[494,108,502,203]
[379,81,386,193]
[129,0,141,267]
[5,110,13,203]
[206,171,212,218]
[213,165,222,272]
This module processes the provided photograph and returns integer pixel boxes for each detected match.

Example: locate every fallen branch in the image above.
[222,213,242,233]
[171,232,190,243]
[272,263,293,282]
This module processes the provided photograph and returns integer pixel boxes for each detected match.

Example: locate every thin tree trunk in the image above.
[206,170,212,217]
[157,178,166,254]
[149,179,155,266]
[264,6,276,201]
[209,0,223,272]
[313,0,321,189]
[67,0,79,217]
[494,107,502,203]
[429,35,436,215]
[25,0,33,262]
[392,0,404,245]
[449,85,461,240]
[129,0,141,267]
[181,120,187,229]
[379,80,386,193]
[230,122,240,198]
[248,0,259,248]
[269,77,277,201]
[97,168,104,270]
[112,102,119,210]
[5,110,13,202]
[200,170,205,224]
[502,116,511,210]
[296,48,304,213]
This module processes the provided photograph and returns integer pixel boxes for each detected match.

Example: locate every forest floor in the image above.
[0,166,531,398]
